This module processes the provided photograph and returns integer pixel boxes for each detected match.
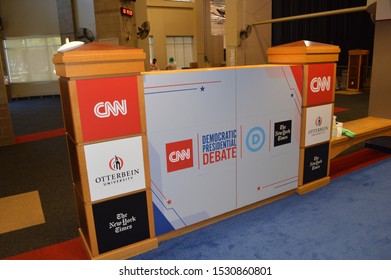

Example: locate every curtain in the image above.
[272,0,374,65]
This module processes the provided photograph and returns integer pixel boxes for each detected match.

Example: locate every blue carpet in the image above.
[132,157,391,260]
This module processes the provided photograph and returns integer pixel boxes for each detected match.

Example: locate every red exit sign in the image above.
[120,7,133,17]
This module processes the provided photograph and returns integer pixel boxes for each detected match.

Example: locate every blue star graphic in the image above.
[200,86,205,92]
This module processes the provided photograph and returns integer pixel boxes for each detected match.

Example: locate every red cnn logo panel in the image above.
[76,76,141,142]
[166,139,193,173]
[307,63,334,106]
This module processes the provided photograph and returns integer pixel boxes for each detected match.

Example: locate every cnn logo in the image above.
[94,100,127,118]
[310,76,331,93]
[166,139,193,173]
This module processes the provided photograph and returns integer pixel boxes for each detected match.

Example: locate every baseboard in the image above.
[296,177,331,195]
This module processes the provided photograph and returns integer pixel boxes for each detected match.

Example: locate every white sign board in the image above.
[236,66,302,207]
[144,70,237,232]
[304,103,333,147]
[144,65,302,235]
[84,136,146,202]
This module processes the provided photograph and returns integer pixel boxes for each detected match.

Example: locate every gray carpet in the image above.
[0,136,78,259]
[1,96,78,259]
[133,157,391,260]
[8,96,64,136]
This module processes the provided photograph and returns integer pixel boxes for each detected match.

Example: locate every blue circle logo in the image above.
[246,127,266,152]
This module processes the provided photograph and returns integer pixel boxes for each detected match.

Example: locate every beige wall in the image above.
[0,0,61,98]
[145,0,271,69]
[226,0,271,66]
[0,0,60,37]
[242,0,272,65]
[368,20,391,118]
[94,0,135,46]
[368,0,391,119]
[94,0,150,70]
[146,0,196,69]
[8,82,60,99]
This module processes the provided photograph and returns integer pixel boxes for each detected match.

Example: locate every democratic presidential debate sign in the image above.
[76,76,141,142]
[84,136,146,202]
[144,65,302,236]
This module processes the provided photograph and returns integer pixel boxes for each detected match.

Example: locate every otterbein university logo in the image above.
[315,116,323,127]
[109,155,124,171]
[166,139,193,173]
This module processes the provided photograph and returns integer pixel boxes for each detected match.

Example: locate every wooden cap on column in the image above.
[53,42,146,78]
[348,49,369,55]
[267,40,340,64]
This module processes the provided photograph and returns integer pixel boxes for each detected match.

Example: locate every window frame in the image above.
[166,36,194,69]
[3,35,61,83]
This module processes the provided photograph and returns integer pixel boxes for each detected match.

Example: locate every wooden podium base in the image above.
[296,177,330,195]
[79,229,158,260]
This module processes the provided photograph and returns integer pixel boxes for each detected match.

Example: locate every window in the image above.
[3,36,61,83]
[166,36,194,69]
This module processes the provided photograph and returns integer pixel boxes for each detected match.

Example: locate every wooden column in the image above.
[53,42,157,259]
[267,40,340,194]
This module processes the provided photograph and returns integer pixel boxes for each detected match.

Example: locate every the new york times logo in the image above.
[274,120,292,147]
